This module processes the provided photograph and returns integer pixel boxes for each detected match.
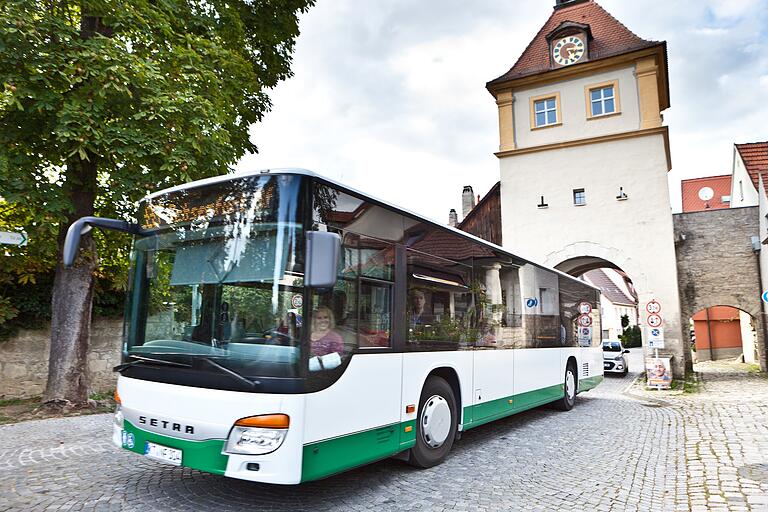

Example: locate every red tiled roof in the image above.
[488,0,661,86]
[735,142,768,190]
[582,269,635,306]
[681,175,732,213]
[409,223,496,262]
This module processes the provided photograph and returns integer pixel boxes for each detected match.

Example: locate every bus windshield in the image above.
[123,174,306,388]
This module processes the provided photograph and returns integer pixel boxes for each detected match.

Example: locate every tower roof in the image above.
[735,142,768,190]
[488,0,662,87]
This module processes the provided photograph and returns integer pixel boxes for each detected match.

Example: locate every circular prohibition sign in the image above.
[647,313,663,328]
[578,315,592,327]
[646,300,662,315]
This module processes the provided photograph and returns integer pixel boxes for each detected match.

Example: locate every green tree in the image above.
[620,313,630,330]
[0,0,313,408]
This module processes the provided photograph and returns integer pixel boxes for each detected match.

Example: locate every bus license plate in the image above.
[144,442,182,466]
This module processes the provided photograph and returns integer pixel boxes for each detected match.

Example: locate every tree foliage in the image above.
[0,0,314,403]
[1,0,313,209]
[619,325,642,348]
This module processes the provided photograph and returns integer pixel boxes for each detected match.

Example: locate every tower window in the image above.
[535,98,557,126]
[529,92,561,129]
[585,80,620,119]
[573,188,586,206]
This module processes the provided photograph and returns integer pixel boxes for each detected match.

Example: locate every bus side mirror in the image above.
[305,231,340,288]
[63,216,144,267]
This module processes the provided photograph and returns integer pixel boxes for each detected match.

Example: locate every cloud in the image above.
[238,0,768,219]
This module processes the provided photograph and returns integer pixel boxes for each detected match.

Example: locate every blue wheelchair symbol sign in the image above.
[526,298,538,308]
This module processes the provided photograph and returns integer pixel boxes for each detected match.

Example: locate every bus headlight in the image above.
[224,414,289,455]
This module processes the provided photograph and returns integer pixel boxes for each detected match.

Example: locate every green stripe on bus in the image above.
[461,383,565,430]
[579,375,604,391]
[122,420,229,475]
[301,377,604,482]
[301,420,416,482]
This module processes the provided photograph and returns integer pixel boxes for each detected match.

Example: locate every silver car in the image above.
[602,340,630,375]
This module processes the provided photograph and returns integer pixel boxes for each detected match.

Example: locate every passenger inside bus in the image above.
[409,289,434,329]
[310,306,344,356]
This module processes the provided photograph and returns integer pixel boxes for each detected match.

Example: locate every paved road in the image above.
[2,350,768,511]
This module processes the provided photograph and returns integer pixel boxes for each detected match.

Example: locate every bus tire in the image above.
[408,376,457,468]
[553,363,577,411]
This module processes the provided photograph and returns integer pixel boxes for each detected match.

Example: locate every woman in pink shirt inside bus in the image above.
[310,306,344,356]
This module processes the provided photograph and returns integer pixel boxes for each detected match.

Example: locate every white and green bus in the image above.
[65,169,603,484]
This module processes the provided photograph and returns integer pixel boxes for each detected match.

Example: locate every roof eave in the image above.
[486,43,667,98]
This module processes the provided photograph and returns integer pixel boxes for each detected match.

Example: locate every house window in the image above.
[529,92,561,129]
[585,80,620,119]
[573,188,586,206]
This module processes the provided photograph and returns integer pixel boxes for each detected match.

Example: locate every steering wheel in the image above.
[261,330,293,346]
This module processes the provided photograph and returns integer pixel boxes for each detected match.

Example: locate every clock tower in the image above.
[486,1,689,376]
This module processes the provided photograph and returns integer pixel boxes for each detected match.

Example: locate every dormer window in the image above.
[546,21,592,69]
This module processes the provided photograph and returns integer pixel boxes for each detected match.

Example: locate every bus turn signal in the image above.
[235,414,290,429]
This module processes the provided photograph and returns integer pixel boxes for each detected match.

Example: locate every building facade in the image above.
[484,0,688,376]
[681,175,732,213]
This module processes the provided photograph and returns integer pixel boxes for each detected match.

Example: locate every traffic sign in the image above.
[648,327,665,349]
[646,300,661,314]
[578,315,592,327]
[0,231,27,246]
[762,291,768,304]
[526,297,538,308]
[578,302,592,315]
[647,313,663,328]
[578,326,592,346]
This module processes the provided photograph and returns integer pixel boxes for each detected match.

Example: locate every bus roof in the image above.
[142,168,600,292]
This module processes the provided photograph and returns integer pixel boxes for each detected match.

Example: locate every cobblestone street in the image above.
[2,351,768,511]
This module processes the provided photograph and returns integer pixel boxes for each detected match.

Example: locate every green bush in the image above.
[619,325,642,348]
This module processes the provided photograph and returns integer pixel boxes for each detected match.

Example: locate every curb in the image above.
[620,372,675,407]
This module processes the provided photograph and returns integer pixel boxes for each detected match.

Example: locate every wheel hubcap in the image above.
[566,370,576,401]
[420,394,451,448]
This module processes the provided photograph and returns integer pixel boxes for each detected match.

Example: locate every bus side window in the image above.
[357,235,394,349]
[405,248,472,349]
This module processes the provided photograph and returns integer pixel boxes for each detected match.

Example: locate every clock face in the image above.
[552,36,586,66]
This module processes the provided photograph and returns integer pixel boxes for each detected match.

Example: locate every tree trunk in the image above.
[43,156,97,408]
[42,12,108,409]
[43,240,96,407]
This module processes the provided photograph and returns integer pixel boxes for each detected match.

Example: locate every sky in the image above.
[237,0,768,221]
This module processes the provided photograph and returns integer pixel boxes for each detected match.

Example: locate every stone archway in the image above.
[688,305,760,364]
[679,291,764,371]
[673,207,767,371]
[543,241,690,376]
[542,241,649,292]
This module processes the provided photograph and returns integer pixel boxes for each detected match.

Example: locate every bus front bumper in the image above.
[114,376,305,484]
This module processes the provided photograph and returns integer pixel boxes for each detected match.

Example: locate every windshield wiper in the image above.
[114,355,192,373]
[196,356,260,389]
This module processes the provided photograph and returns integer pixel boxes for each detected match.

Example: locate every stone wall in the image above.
[673,206,767,370]
[0,317,123,399]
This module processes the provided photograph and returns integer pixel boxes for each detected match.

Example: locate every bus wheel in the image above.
[408,376,457,468]
[553,363,577,411]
